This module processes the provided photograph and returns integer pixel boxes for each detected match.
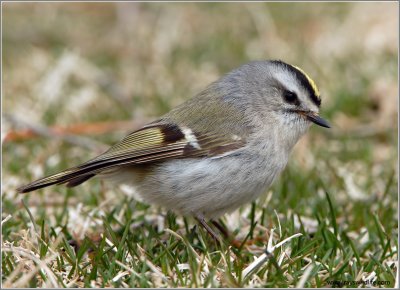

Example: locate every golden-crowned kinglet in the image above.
[17,60,330,230]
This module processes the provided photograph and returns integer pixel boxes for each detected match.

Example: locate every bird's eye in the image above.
[283,90,299,104]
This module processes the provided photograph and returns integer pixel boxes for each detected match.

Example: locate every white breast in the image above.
[135,140,289,218]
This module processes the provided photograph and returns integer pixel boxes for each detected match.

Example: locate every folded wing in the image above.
[17,122,245,193]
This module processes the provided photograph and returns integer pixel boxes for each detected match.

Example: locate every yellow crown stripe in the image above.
[293,65,320,97]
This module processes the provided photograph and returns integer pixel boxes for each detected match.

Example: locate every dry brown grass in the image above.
[2,2,398,288]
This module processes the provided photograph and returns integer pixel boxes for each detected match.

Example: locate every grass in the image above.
[2,175,397,287]
[2,2,398,288]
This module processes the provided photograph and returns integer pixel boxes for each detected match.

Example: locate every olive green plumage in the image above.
[17,60,329,220]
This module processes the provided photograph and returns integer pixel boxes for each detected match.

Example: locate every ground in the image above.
[2,2,398,288]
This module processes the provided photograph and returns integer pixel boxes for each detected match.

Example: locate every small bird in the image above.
[17,60,330,237]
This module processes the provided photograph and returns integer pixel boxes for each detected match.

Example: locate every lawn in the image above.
[2,2,398,288]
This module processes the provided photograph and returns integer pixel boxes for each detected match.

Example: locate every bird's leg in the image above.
[194,213,221,241]
[211,219,229,239]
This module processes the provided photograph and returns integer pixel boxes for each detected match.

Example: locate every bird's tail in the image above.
[16,167,96,193]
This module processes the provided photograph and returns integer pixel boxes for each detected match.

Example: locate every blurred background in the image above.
[2,2,398,287]
[3,1,398,202]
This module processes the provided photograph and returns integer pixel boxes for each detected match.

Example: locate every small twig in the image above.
[4,113,108,150]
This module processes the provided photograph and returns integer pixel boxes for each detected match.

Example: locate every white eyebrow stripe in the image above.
[181,127,201,149]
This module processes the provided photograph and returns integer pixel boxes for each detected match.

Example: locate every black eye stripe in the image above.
[270,60,321,107]
[283,90,300,106]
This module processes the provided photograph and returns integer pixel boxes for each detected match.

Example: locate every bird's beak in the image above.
[304,111,331,128]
